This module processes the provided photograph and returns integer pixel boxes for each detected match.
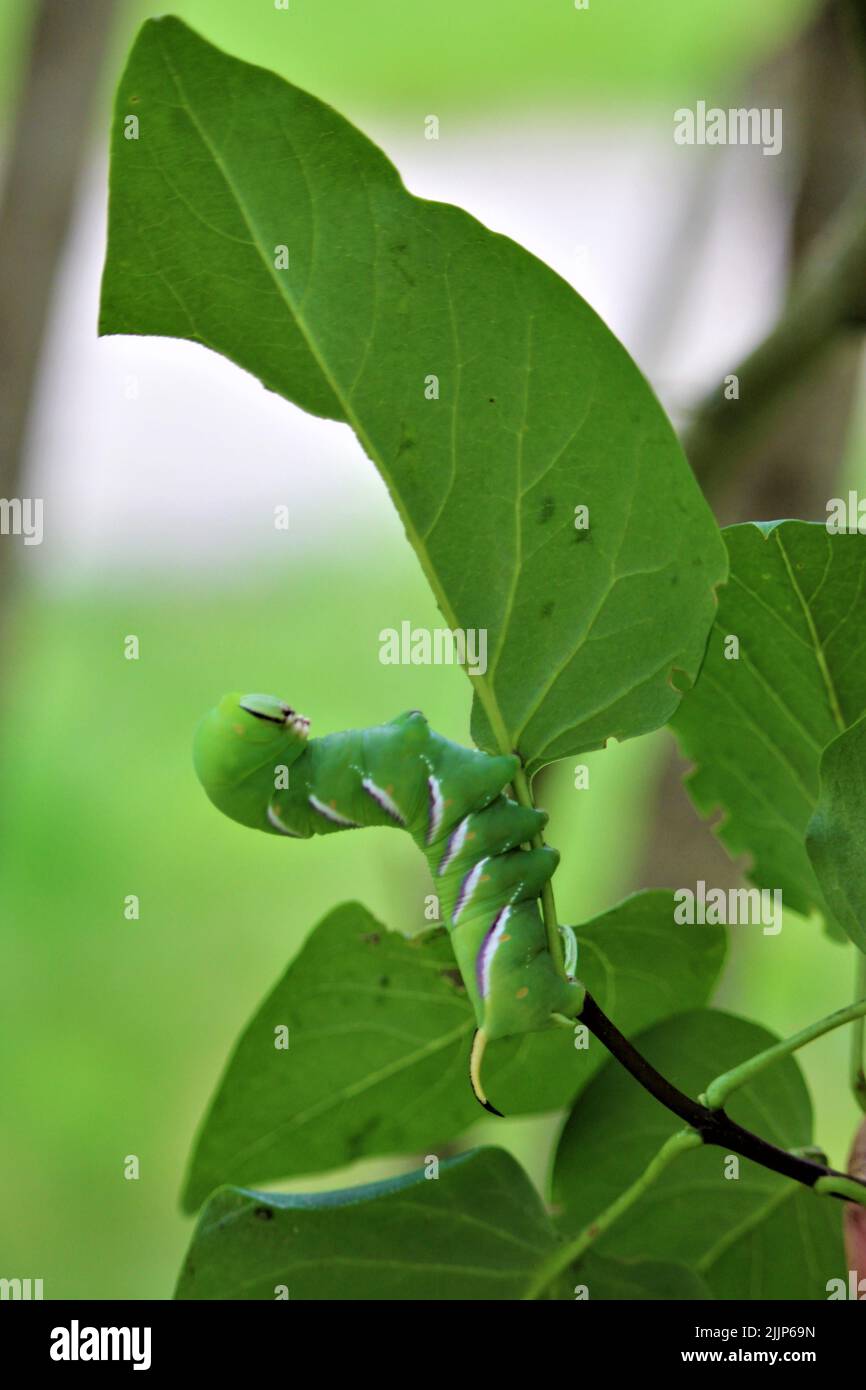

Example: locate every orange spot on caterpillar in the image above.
[500,934,511,942]
[515,986,529,999]
[232,723,245,735]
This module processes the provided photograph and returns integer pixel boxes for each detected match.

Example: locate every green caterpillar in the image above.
[193,693,585,1111]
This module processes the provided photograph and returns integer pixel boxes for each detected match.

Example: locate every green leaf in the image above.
[181,894,723,1209]
[578,1252,711,1300]
[181,902,475,1213]
[552,1009,845,1299]
[175,1147,560,1300]
[806,714,866,954]
[100,17,726,772]
[694,1184,846,1300]
[670,521,866,925]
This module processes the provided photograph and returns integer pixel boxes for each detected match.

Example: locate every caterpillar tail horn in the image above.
[469,1029,504,1117]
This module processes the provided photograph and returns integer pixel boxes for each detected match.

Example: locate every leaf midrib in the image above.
[774,529,846,735]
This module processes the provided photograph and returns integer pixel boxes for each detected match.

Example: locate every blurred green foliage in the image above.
[126,0,815,114]
[0,0,820,131]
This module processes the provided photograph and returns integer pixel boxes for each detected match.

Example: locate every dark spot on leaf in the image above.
[574,529,591,544]
[346,1118,380,1160]
[378,975,390,988]
[539,496,555,524]
[254,1207,273,1221]
[362,932,381,945]
[540,600,554,619]
[439,967,465,990]
[488,397,496,404]
[391,250,415,286]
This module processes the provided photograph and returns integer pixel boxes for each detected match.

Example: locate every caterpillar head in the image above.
[236,692,310,745]
[193,691,310,830]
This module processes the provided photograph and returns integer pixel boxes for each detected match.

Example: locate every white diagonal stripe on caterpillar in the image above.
[426,773,445,843]
[438,813,471,874]
[267,803,302,836]
[361,776,406,825]
[308,794,361,828]
[477,905,512,998]
[452,855,488,924]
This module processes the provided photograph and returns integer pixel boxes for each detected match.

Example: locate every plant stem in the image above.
[815,1174,866,1206]
[576,991,866,1202]
[511,761,566,979]
[852,954,866,1114]
[524,1128,703,1300]
[704,997,866,1111]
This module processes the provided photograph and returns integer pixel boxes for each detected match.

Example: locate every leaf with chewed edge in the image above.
[671,521,866,931]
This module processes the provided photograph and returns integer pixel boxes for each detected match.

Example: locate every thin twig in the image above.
[705,996,866,1111]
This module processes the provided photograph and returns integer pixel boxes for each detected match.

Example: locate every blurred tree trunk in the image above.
[0,0,116,606]
[635,0,866,893]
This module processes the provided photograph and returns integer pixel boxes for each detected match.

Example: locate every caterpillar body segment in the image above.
[194,693,585,1105]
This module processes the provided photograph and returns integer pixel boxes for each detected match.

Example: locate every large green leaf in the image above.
[176,1147,560,1300]
[181,894,723,1209]
[100,17,726,771]
[806,714,866,955]
[552,1010,844,1299]
[181,902,474,1212]
[671,521,866,924]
